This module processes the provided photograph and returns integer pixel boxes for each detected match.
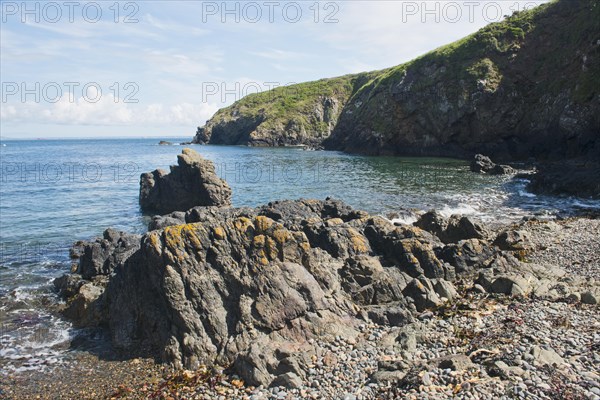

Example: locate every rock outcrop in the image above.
[526,159,600,198]
[139,148,231,214]
[55,198,591,388]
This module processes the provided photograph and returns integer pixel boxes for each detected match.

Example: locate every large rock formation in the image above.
[55,198,587,387]
[139,148,231,214]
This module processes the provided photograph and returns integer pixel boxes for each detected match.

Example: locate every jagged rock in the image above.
[470,154,495,173]
[76,229,140,280]
[57,198,547,387]
[414,211,487,244]
[438,239,496,274]
[62,278,108,328]
[402,278,442,312]
[139,148,232,214]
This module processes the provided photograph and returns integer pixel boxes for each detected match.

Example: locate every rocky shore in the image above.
[3,149,598,400]
[3,214,599,400]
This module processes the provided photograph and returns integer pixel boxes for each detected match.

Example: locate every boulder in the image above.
[530,345,565,367]
[139,148,232,214]
[493,229,533,251]
[470,154,515,175]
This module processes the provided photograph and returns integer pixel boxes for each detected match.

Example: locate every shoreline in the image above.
[3,212,598,400]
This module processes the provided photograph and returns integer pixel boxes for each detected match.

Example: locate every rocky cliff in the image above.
[194,0,599,161]
[193,74,377,147]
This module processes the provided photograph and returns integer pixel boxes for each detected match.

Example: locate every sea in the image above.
[1,138,599,374]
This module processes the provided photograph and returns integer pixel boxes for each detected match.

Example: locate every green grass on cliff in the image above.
[204,0,598,136]
[209,74,365,132]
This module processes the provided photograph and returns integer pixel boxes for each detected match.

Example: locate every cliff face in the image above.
[194,0,599,161]
[327,0,600,161]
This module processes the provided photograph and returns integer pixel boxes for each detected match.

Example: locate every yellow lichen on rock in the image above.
[265,236,278,260]
[272,227,291,244]
[325,218,344,227]
[348,228,369,253]
[234,217,252,235]
[254,216,274,234]
[147,231,162,254]
[213,226,226,240]
[253,234,266,247]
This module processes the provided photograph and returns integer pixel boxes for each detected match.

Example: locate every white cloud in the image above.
[0,94,218,127]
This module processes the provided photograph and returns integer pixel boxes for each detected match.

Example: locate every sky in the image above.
[0,0,548,139]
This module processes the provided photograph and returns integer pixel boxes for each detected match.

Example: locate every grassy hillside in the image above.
[195,0,599,159]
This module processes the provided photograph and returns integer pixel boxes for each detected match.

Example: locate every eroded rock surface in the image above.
[54,198,599,388]
[139,148,231,214]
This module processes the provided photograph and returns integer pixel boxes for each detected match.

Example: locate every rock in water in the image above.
[470,154,515,175]
[139,148,231,214]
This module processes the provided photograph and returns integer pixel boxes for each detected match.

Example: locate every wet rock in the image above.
[139,148,232,214]
[470,154,515,175]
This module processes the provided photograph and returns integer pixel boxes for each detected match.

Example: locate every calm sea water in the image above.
[1,138,599,373]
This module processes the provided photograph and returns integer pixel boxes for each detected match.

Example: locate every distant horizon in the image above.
[0,135,193,141]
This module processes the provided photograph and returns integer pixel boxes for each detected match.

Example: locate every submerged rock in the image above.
[139,148,231,214]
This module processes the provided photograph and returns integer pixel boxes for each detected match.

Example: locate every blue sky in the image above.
[1,0,547,139]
